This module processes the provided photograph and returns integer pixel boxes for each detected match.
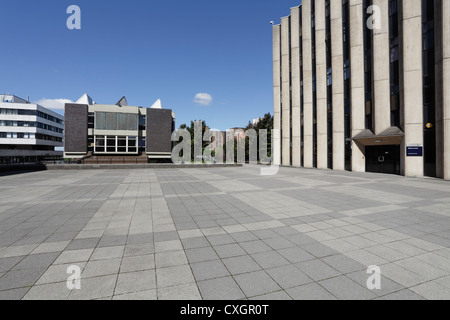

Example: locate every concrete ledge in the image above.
[45,163,243,170]
[0,164,48,173]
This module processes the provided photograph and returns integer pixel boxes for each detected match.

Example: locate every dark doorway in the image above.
[366,145,401,175]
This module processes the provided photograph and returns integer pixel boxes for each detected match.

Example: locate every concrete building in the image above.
[0,94,64,164]
[273,0,450,180]
[64,95,175,162]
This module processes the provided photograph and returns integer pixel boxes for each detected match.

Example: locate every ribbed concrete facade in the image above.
[273,0,450,180]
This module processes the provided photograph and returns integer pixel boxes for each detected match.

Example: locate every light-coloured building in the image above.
[0,94,64,164]
[273,0,450,180]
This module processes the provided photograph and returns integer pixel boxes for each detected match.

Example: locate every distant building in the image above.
[0,94,64,164]
[64,94,175,162]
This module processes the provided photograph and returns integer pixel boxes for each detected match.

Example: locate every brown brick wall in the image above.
[64,104,88,153]
[146,109,173,153]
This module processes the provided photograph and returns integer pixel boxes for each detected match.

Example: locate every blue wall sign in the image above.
[406,146,423,157]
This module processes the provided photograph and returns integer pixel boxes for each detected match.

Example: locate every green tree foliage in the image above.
[223,113,274,163]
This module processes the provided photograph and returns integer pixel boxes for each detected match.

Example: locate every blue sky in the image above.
[1,0,300,130]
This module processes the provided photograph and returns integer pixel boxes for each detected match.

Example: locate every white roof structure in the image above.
[76,93,94,105]
[150,99,162,109]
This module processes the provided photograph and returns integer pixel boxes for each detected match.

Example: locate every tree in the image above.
[223,113,274,163]
[175,120,213,162]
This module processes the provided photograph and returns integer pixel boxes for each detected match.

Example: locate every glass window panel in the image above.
[95,112,106,130]
[106,113,117,130]
[117,113,127,130]
[127,114,138,131]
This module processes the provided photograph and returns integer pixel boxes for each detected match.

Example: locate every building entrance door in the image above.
[366,145,401,175]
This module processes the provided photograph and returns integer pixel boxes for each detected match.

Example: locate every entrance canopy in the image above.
[352,127,404,146]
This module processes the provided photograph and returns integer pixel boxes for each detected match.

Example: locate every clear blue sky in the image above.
[1,0,300,130]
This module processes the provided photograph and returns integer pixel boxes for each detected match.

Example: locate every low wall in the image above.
[46,163,243,170]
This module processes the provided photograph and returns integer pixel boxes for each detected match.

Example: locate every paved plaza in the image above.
[0,166,450,300]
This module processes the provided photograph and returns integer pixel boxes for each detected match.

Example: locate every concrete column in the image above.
[443,0,450,180]
[291,7,302,168]
[273,25,281,167]
[281,16,291,167]
[302,0,314,168]
[372,0,391,134]
[402,0,424,177]
[350,0,366,173]
[315,0,328,169]
[331,0,345,171]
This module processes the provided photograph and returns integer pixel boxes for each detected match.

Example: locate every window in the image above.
[139,115,146,130]
[389,0,401,128]
[94,136,139,153]
[363,0,374,131]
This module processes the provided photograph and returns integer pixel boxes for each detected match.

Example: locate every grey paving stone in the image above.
[113,290,157,300]
[286,283,337,300]
[206,234,235,246]
[252,229,279,240]
[295,259,341,281]
[155,251,188,268]
[13,252,59,271]
[234,271,281,298]
[157,283,202,300]
[66,238,100,251]
[97,236,127,248]
[240,240,272,254]
[45,232,79,243]
[181,237,210,249]
[376,289,426,300]
[318,276,377,300]
[155,240,183,253]
[251,251,290,269]
[69,274,118,300]
[81,258,121,279]
[123,243,154,257]
[214,243,247,259]
[31,241,70,255]
[278,247,315,263]
[302,242,338,258]
[90,246,124,261]
[223,255,262,275]
[185,247,219,263]
[191,260,230,281]
[36,262,87,285]
[0,256,23,273]
[120,255,155,273]
[23,281,71,300]
[0,267,47,290]
[153,231,179,242]
[156,265,195,289]
[115,270,156,295]
[321,254,366,274]
[266,264,312,289]
[249,290,293,300]
[197,276,245,300]
[263,237,296,250]
[0,287,30,300]
[53,249,94,265]
[346,269,406,297]
[230,232,259,243]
